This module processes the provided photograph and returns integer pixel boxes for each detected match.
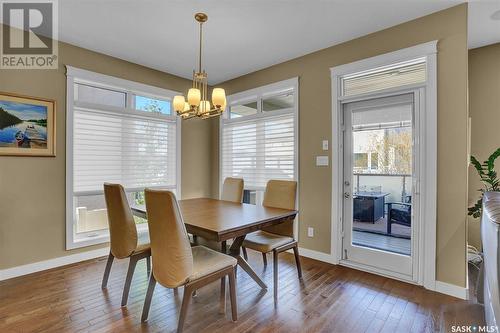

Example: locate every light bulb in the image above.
[187,88,201,106]
[173,96,185,112]
[200,100,211,113]
[212,88,226,108]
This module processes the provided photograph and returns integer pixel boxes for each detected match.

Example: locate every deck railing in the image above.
[353,173,411,203]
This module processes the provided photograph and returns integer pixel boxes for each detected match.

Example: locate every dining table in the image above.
[131,197,298,289]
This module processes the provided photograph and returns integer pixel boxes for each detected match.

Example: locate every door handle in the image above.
[344,192,350,199]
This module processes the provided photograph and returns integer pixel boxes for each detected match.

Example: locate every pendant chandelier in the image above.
[173,13,226,120]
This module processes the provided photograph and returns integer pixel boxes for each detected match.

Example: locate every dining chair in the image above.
[191,177,243,302]
[241,180,301,301]
[101,183,151,307]
[221,177,244,202]
[141,189,237,332]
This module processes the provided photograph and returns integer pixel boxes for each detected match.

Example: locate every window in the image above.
[341,58,426,97]
[354,153,368,169]
[74,83,126,107]
[135,95,171,115]
[229,101,258,118]
[221,78,298,204]
[262,91,294,112]
[66,66,181,249]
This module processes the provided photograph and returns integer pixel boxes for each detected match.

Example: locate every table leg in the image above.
[229,235,268,289]
[219,241,227,314]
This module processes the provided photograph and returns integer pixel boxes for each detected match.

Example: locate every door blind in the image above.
[221,113,295,189]
[73,107,177,194]
[342,59,426,97]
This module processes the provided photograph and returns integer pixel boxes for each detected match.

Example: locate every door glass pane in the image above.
[351,101,413,256]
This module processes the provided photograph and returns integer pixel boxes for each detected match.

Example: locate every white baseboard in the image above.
[435,280,469,300]
[0,247,109,281]
[294,247,468,301]
[296,247,338,265]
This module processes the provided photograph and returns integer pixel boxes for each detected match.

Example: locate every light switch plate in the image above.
[316,156,329,166]
[307,227,314,237]
[322,140,329,151]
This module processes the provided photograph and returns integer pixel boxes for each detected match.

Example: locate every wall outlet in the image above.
[307,227,314,237]
[322,140,329,151]
[316,156,329,166]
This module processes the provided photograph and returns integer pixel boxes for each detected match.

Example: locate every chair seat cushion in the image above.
[243,230,294,253]
[190,246,237,281]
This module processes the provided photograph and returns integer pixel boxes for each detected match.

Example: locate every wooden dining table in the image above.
[131,198,297,289]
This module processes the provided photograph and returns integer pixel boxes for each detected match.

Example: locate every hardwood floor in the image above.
[0,251,484,333]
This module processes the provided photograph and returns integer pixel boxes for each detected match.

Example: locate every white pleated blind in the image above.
[342,59,426,97]
[221,114,295,189]
[73,107,177,193]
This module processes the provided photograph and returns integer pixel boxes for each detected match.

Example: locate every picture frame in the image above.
[0,92,56,156]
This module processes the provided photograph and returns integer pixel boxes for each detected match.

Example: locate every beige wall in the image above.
[214,4,469,287]
[0,38,213,269]
[468,43,500,249]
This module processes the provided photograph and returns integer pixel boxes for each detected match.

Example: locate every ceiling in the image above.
[45,1,500,83]
[468,0,500,49]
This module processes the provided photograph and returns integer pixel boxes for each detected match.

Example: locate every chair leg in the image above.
[101,253,114,289]
[228,267,238,321]
[292,245,302,279]
[121,256,139,306]
[242,247,248,260]
[146,256,151,276]
[178,285,193,333]
[141,274,157,322]
[262,252,267,266]
[219,276,226,314]
[273,250,279,302]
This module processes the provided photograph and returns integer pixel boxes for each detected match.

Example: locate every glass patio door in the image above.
[342,93,416,279]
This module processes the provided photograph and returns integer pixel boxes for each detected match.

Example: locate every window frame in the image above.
[219,77,299,236]
[65,66,182,250]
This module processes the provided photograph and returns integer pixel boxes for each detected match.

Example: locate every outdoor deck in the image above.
[353,230,411,255]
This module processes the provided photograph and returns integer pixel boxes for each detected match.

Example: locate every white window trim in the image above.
[65,66,182,250]
[329,41,437,291]
[219,77,299,237]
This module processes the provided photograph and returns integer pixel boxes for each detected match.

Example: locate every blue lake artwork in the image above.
[0,100,48,148]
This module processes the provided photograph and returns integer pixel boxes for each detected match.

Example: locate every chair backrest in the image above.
[221,177,244,203]
[103,183,138,259]
[145,189,193,288]
[262,180,297,238]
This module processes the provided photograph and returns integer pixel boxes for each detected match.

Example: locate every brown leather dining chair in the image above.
[141,189,237,332]
[101,183,151,307]
[241,180,302,301]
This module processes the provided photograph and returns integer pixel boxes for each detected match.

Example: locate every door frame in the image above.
[330,41,437,290]
[341,91,421,282]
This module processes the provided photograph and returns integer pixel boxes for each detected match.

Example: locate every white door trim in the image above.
[330,41,437,291]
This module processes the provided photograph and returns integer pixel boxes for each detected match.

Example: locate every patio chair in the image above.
[386,196,411,234]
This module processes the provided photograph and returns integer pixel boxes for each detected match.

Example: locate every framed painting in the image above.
[0,92,55,156]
